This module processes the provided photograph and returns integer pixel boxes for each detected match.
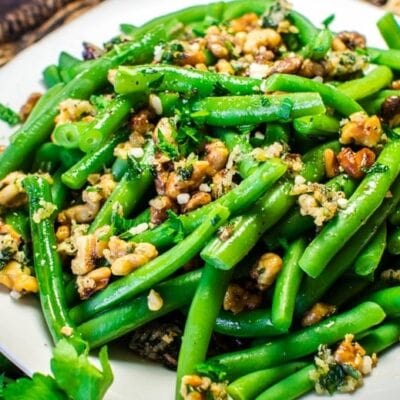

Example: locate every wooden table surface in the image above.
[0,0,399,66]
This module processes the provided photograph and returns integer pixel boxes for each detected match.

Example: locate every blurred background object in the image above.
[0,0,398,66]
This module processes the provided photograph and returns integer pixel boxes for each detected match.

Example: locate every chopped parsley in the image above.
[322,14,335,28]
[157,129,180,160]
[0,103,20,127]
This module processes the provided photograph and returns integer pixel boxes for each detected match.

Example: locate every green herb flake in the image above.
[322,14,335,28]
[0,103,20,127]
[157,129,180,160]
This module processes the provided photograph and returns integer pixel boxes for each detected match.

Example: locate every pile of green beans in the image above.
[3,1,400,400]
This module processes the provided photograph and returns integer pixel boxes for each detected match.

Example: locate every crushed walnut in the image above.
[180,375,228,400]
[302,302,337,327]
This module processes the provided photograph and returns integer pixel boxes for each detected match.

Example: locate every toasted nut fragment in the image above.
[19,92,41,122]
[223,283,262,314]
[182,192,212,213]
[60,326,74,337]
[71,234,106,275]
[205,26,231,59]
[57,223,89,256]
[0,172,27,208]
[55,225,71,243]
[180,374,228,400]
[147,289,164,311]
[149,195,175,225]
[299,59,325,78]
[243,28,282,54]
[103,235,135,264]
[332,36,348,52]
[205,141,229,174]
[131,109,154,136]
[55,99,95,125]
[269,56,303,76]
[165,160,210,199]
[211,169,235,199]
[77,267,112,299]
[334,334,366,371]
[250,252,283,291]
[302,302,337,327]
[392,80,400,90]
[111,242,158,276]
[337,147,376,179]
[340,112,382,148]
[215,59,235,75]
[324,148,340,178]
[381,96,400,127]
[335,31,366,50]
[229,12,259,33]
[0,260,38,294]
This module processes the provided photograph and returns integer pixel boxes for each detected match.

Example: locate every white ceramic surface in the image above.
[0,0,398,399]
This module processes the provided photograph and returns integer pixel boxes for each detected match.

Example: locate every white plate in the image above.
[0,0,399,399]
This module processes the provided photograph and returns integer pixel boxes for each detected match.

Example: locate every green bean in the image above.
[202,302,385,380]
[367,287,400,316]
[176,264,233,399]
[389,204,400,225]
[338,66,393,101]
[263,174,358,249]
[201,141,340,270]
[114,64,263,96]
[256,364,315,400]
[33,143,82,172]
[58,51,81,69]
[222,0,274,21]
[23,176,85,351]
[70,204,230,324]
[368,47,400,71]
[51,169,69,211]
[377,12,400,50]
[299,139,400,278]
[42,65,62,88]
[287,10,319,45]
[78,269,201,348]
[111,157,129,181]
[227,362,308,400]
[271,238,306,331]
[295,176,400,315]
[293,114,340,139]
[360,90,400,115]
[53,121,90,149]
[300,29,333,61]
[263,74,363,116]
[0,26,166,180]
[78,95,141,153]
[190,93,326,126]
[387,226,400,255]
[354,222,387,277]
[128,158,288,249]
[62,129,130,189]
[264,123,290,145]
[88,142,154,233]
[360,319,400,353]
[4,210,30,242]
[214,309,287,338]
[117,209,151,238]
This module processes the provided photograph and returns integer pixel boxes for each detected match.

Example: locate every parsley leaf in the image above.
[322,14,335,28]
[157,129,179,160]
[166,210,185,243]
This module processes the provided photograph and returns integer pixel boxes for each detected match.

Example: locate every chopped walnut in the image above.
[205,26,231,59]
[337,147,376,179]
[211,169,235,199]
[70,234,106,275]
[0,260,38,294]
[215,59,235,75]
[181,192,212,213]
[250,252,283,291]
[324,148,340,178]
[391,80,400,90]
[299,59,325,78]
[243,28,282,54]
[283,153,303,174]
[19,92,41,122]
[381,96,400,128]
[334,31,366,51]
[149,195,175,225]
[251,142,284,161]
[323,51,368,78]
[175,40,208,67]
[131,109,154,136]
[57,223,89,256]
[293,181,346,226]
[223,283,262,314]
[110,242,158,276]
[301,302,336,327]
[334,334,366,371]
[180,375,228,400]
[205,141,229,174]
[76,267,112,299]
[55,99,95,125]
[0,172,27,208]
[229,13,259,33]
[103,236,135,264]
[340,112,383,147]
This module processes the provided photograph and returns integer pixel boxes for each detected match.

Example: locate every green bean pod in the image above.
[368,47,400,71]
[4,210,30,243]
[377,13,400,50]
[263,74,363,116]
[387,226,400,255]
[190,93,326,126]
[23,176,85,351]
[293,114,340,139]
